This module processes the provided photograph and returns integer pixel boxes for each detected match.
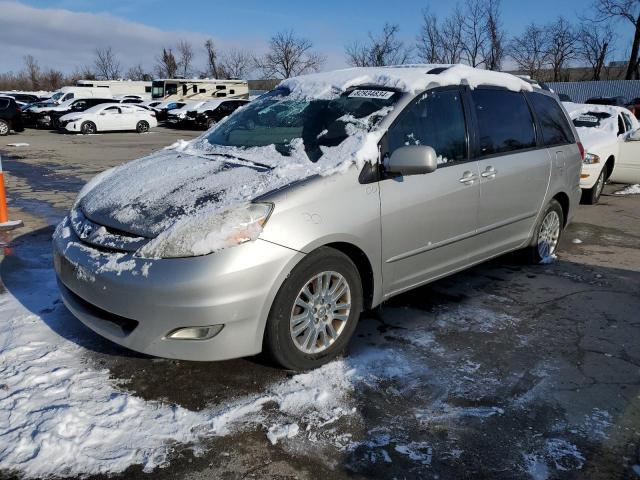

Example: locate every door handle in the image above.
[459,171,478,184]
[481,167,498,178]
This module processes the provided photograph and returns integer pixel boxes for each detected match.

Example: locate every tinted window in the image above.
[528,93,574,146]
[472,89,536,156]
[622,112,633,131]
[388,89,467,163]
[0,99,9,110]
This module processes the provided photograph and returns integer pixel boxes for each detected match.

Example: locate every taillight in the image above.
[577,141,585,161]
[16,107,21,113]
[150,113,156,117]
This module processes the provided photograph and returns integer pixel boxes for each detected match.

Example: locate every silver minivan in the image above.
[54,65,582,370]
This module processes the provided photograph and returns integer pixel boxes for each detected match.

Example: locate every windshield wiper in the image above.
[201,152,274,170]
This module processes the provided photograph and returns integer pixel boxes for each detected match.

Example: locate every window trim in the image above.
[466,86,539,160]
[380,85,473,169]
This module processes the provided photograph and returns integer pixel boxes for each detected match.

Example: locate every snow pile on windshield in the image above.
[563,102,631,151]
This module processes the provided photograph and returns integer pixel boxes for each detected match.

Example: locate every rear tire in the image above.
[522,199,564,264]
[0,120,9,136]
[80,121,96,135]
[582,169,605,205]
[136,120,150,133]
[264,247,363,370]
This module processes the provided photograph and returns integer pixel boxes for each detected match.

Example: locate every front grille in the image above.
[61,282,139,335]
[71,209,149,253]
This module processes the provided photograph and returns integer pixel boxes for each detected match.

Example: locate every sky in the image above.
[0,0,635,77]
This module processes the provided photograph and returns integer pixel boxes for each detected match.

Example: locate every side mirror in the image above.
[387,145,438,176]
[627,129,640,141]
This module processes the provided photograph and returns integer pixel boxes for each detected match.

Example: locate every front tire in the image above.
[136,120,149,133]
[583,169,605,205]
[523,199,564,264]
[80,121,96,135]
[0,120,9,136]
[206,117,217,129]
[264,247,363,370]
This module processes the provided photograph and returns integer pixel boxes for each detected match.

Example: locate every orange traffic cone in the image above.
[0,155,23,231]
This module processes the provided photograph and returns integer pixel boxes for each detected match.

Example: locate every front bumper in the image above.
[53,225,304,361]
[579,162,604,189]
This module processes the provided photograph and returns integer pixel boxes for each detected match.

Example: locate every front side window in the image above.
[528,93,574,146]
[206,87,400,162]
[472,89,536,156]
[388,89,467,163]
[622,112,633,132]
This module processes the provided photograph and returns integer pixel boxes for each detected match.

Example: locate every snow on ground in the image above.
[5,143,30,147]
[0,236,613,478]
[614,184,640,195]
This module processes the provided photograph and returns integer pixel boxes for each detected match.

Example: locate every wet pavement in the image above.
[1,128,639,480]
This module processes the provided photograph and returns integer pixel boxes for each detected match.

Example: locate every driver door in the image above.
[613,111,640,184]
[99,106,121,131]
[379,87,480,297]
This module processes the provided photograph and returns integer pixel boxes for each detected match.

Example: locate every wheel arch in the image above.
[604,155,615,180]
[552,191,570,227]
[323,241,375,310]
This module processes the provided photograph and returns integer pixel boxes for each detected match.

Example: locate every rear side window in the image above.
[528,93,574,146]
[0,99,9,110]
[471,89,536,156]
[388,89,467,163]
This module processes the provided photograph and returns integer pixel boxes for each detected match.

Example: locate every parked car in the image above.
[564,102,640,204]
[58,103,157,134]
[190,99,250,129]
[0,97,24,136]
[45,86,113,105]
[152,101,188,122]
[53,65,582,370]
[165,101,207,127]
[0,93,41,104]
[625,97,640,119]
[35,98,114,129]
[585,96,627,107]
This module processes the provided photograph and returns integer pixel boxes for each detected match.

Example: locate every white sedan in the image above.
[564,102,640,204]
[59,103,158,134]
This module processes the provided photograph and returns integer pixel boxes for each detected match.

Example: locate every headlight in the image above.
[583,153,600,164]
[66,117,82,123]
[137,202,273,259]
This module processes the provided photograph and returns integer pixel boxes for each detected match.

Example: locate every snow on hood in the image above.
[563,102,638,153]
[72,65,531,257]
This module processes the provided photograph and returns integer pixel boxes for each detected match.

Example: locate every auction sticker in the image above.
[348,90,395,99]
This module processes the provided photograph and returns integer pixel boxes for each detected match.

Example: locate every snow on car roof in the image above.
[280,64,533,99]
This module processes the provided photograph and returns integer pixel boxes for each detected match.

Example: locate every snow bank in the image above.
[614,183,640,195]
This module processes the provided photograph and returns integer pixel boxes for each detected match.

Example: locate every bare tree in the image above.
[593,0,640,79]
[441,6,466,63]
[346,23,412,67]
[155,48,179,78]
[177,40,194,78]
[80,65,96,80]
[484,0,506,70]
[509,23,549,79]
[219,48,253,79]
[462,0,489,67]
[127,64,149,81]
[545,17,578,81]
[23,55,40,90]
[417,9,445,63]
[579,23,615,80]
[255,30,325,78]
[41,69,65,91]
[94,47,121,80]
[204,39,219,78]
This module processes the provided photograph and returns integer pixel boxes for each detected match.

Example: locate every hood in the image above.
[78,147,300,238]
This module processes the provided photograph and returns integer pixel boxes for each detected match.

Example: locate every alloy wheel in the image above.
[537,210,561,259]
[289,271,351,354]
[0,122,9,135]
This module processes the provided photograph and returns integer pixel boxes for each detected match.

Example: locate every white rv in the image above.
[150,79,249,102]
[76,80,152,98]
